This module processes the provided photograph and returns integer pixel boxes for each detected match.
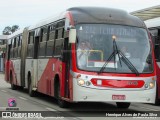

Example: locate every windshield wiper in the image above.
[98,39,122,74]
[98,36,140,76]
[117,50,140,76]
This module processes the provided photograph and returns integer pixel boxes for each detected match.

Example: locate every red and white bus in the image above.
[5,7,157,108]
[145,18,160,105]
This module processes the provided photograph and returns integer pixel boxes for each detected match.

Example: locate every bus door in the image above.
[62,19,71,98]
[63,38,71,98]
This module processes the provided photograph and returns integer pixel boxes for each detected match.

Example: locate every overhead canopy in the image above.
[0,35,8,40]
[131,5,160,21]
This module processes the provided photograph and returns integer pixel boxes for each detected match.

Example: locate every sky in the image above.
[1,0,160,35]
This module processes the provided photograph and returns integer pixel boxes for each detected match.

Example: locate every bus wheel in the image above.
[10,73,17,90]
[116,102,130,109]
[57,83,68,108]
[28,76,36,97]
[18,86,24,90]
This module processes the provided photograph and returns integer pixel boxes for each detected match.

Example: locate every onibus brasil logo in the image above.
[8,98,17,107]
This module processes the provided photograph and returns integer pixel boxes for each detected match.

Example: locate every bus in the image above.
[5,7,156,108]
[145,17,160,105]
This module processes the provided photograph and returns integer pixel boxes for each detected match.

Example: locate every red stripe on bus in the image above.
[91,79,144,88]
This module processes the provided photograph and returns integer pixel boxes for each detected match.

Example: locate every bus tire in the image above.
[116,102,130,109]
[28,75,36,97]
[18,86,24,90]
[10,73,17,90]
[57,82,68,108]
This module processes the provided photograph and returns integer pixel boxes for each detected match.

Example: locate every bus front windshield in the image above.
[76,24,153,73]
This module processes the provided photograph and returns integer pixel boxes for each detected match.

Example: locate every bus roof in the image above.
[7,29,23,39]
[8,7,147,36]
[6,29,23,44]
[0,35,8,40]
[68,7,146,28]
[28,12,66,31]
[28,7,146,31]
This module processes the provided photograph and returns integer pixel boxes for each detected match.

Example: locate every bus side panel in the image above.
[5,60,10,82]
[13,59,21,86]
[37,59,49,95]
[25,59,33,88]
[5,43,11,83]
[10,60,19,86]
[37,58,65,98]
[156,62,160,99]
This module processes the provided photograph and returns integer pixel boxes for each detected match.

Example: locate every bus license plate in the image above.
[112,95,126,100]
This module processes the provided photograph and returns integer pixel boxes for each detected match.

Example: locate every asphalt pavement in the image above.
[0,73,160,120]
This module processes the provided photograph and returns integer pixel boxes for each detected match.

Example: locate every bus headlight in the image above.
[144,84,149,89]
[149,82,155,89]
[78,80,85,86]
[86,81,91,86]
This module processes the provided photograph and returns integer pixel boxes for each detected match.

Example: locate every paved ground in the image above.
[0,73,10,88]
[0,73,160,120]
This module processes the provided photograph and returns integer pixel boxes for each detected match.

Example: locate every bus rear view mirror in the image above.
[69,29,76,43]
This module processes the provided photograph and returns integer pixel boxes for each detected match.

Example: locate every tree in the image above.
[2,25,19,35]
[2,26,12,35]
[11,25,19,33]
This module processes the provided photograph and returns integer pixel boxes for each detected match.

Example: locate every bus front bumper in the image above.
[72,79,156,103]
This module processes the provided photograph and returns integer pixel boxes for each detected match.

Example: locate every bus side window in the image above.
[49,25,56,40]
[27,32,34,58]
[38,26,47,57]
[149,28,160,62]
[41,27,47,42]
[10,39,13,59]
[13,37,17,58]
[54,20,65,57]
[18,35,22,58]
[46,24,55,57]
[8,39,12,60]
[14,36,19,58]
[154,35,160,62]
